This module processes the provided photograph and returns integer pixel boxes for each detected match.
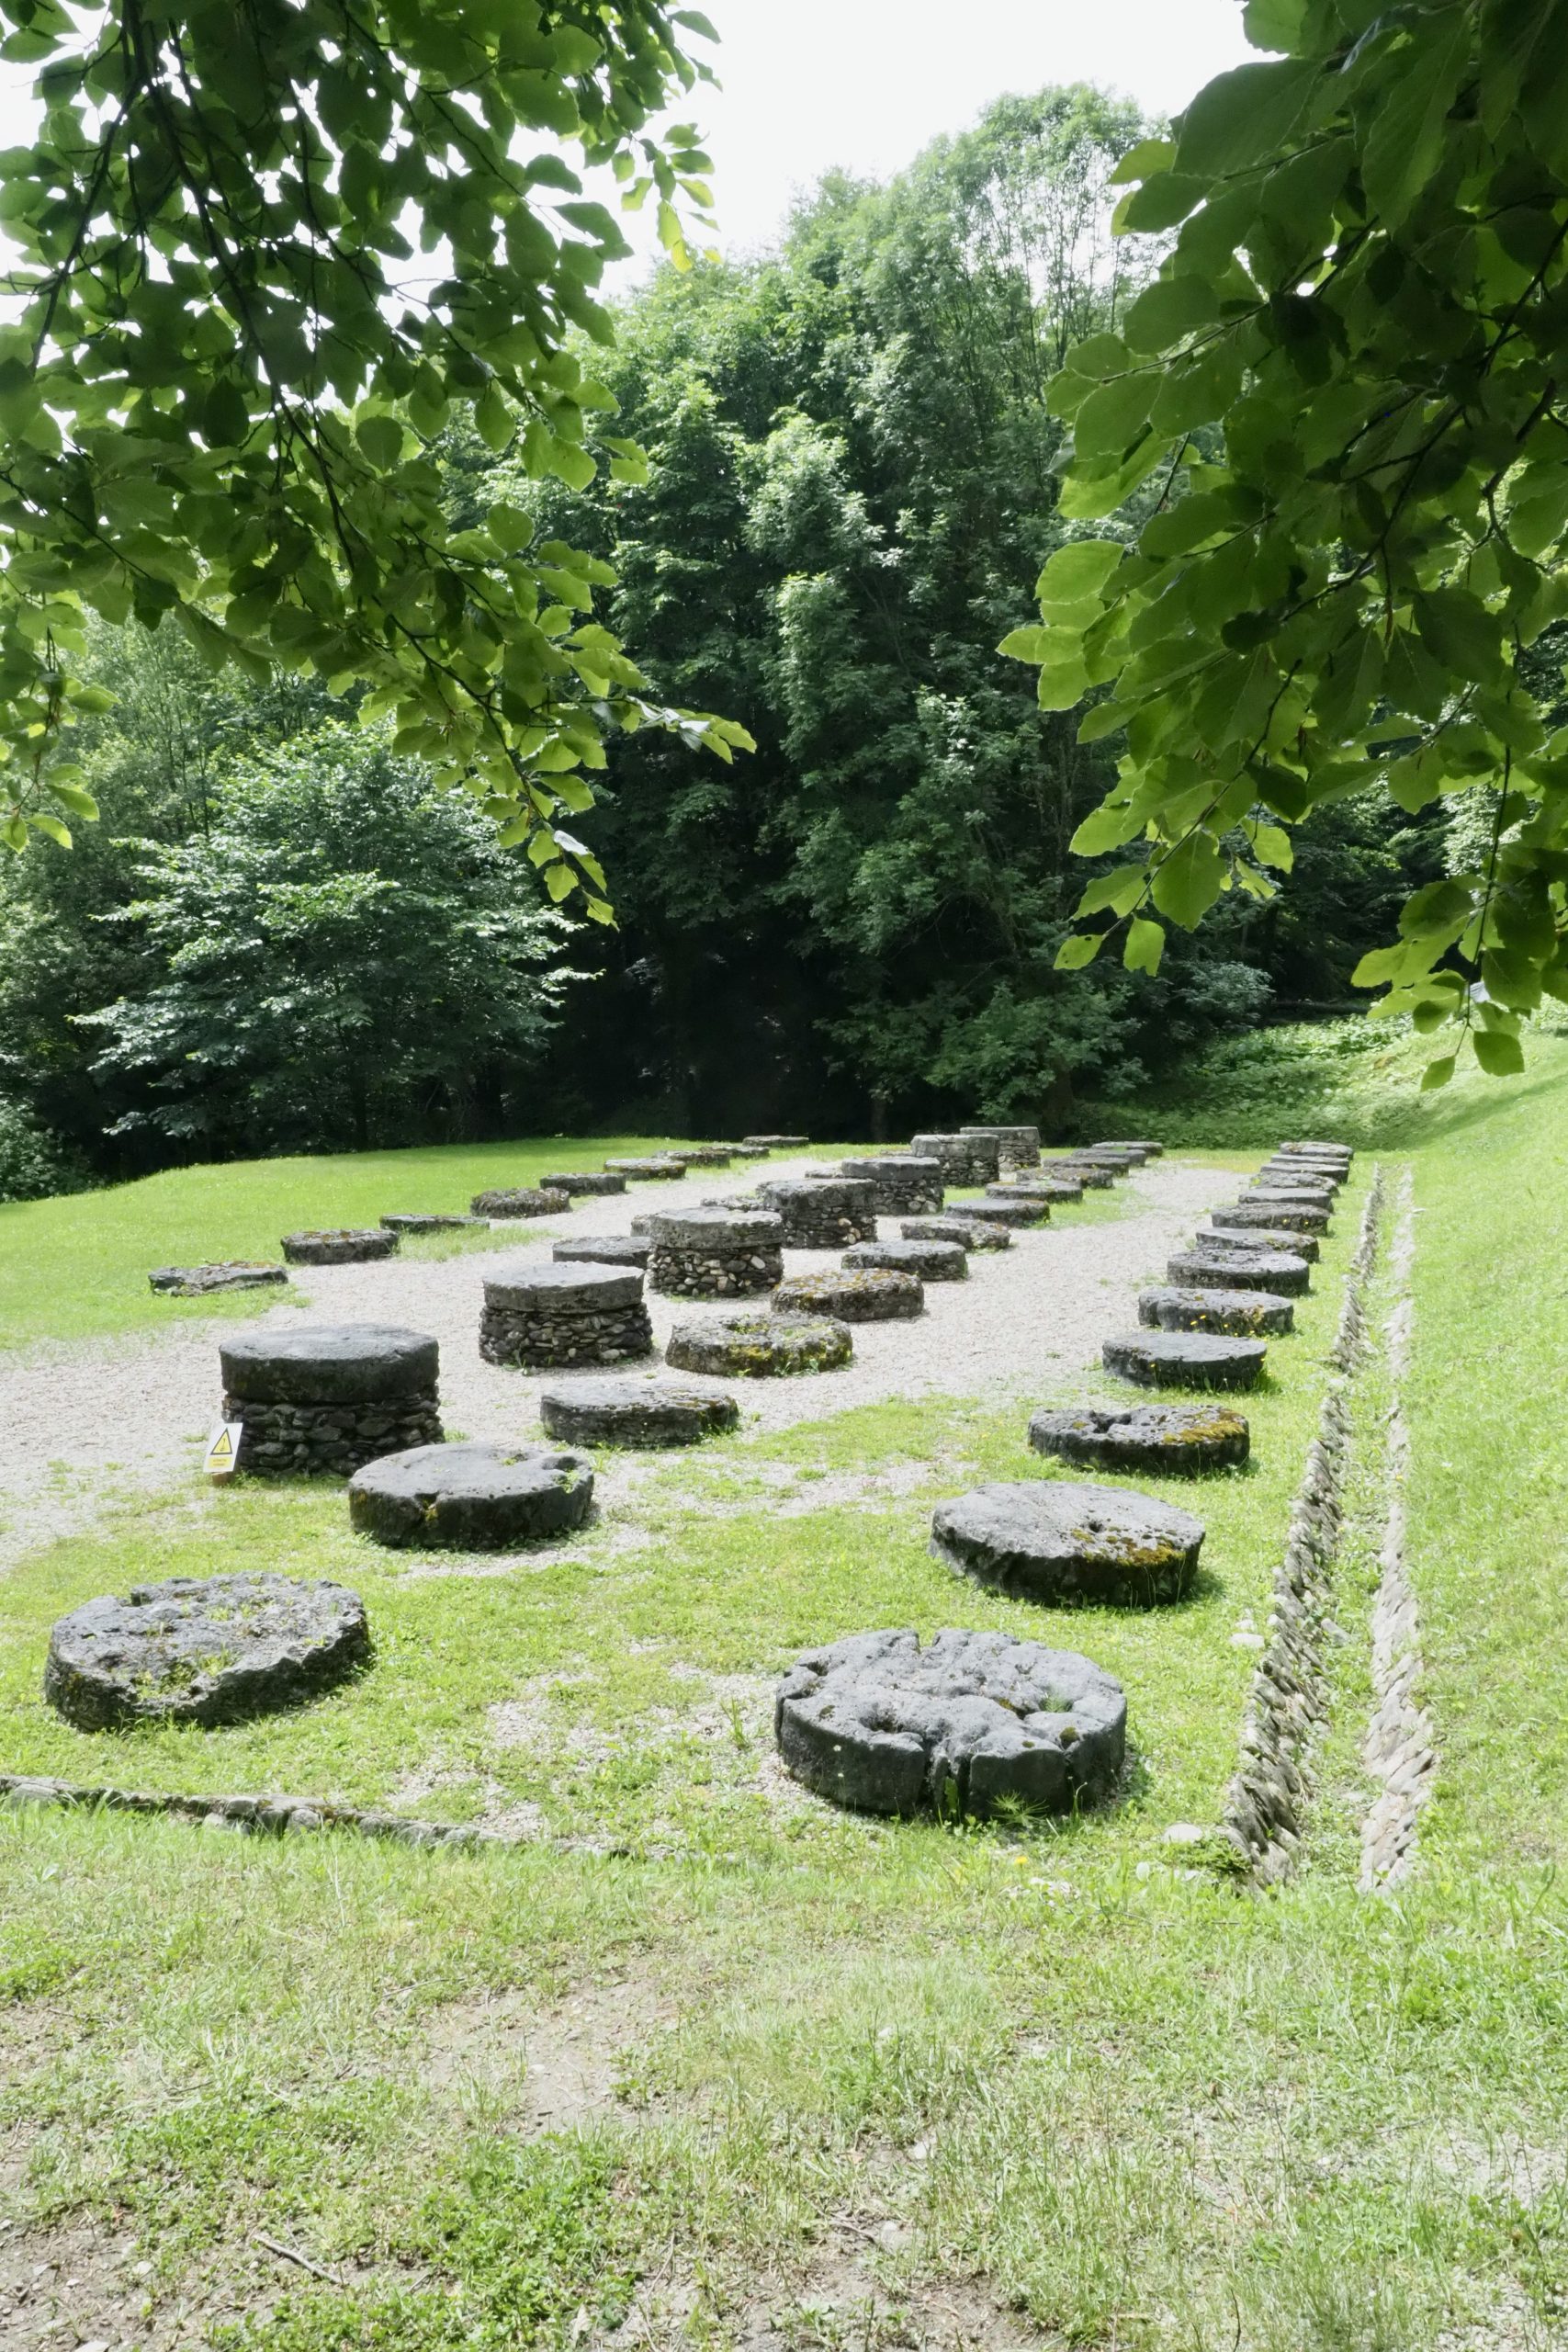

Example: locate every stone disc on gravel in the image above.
[1211,1200,1329,1235]
[1169,1247,1311,1295]
[1191,1225,1320,1264]
[931,1480,1205,1608]
[972,1193,1050,1225]
[1103,1329,1268,1391]
[539,1171,627,1196]
[1280,1139,1352,1159]
[552,1235,651,1269]
[775,1626,1126,1817]
[666,1309,853,1376]
[469,1187,570,1218]
[744,1135,807,1148]
[1041,1161,1114,1189]
[378,1213,483,1234]
[45,1572,369,1730]
[348,1441,593,1549]
[281,1227,399,1265]
[149,1261,287,1296]
[220,1324,438,1403]
[900,1216,1011,1252]
[992,1176,1083,1203]
[773,1269,923,1321]
[1099,1139,1164,1156]
[604,1157,687,1179]
[538,1374,740,1447]
[842,1238,967,1281]
[1028,1400,1248,1476]
[1246,1183,1337,1209]
[1138,1284,1294,1338]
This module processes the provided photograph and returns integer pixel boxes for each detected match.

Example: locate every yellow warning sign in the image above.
[204,1421,243,1479]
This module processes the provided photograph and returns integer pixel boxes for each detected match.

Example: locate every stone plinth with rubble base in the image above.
[150,1261,287,1296]
[667,1309,852,1377]
[1104,1329,1268,1392]
[1139,1284,1294,1338]
[775,1626,1125,1818]
[539,1374,740,1448]
[348,1441,594,1549]
[931,1479,1205,1608]
[838,1156,945,1216]
[470,1187,570,1220]
[647,1209,784,1298]
[773,1268,922,1322]
[843,1238,967,1282]
[221,1324,442,1476]
[282,1227,399,1266]
[1028,1399,1248,1476]
[479,1264,653,1370]
[759,1179,876,1249]
[961,1123,1041,1171]
[539,1171,627,1197]
[909,1132,999,1184]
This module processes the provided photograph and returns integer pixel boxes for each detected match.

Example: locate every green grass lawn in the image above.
[4,1057,1568,2351]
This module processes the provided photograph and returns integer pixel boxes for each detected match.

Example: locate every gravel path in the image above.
[0,1154,1237,1570]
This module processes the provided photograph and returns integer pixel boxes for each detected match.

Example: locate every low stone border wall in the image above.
[0,1772,502,1849]
[1359,1170,1435,1893]
[1217,1168,1384,1885]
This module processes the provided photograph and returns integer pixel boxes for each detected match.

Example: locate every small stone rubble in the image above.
[838,1155,945,1214]
[538,1374,740,1447]
[45,1572,369,1729]
[900,1215,1011,1252]
[775,1626,1126,1817]
[149,1261,287,1296]
[843,1238,967,1281]
[1103,1329,1268,1391]
[909,1132,1000,1183]
[539,1171,627,1196]
[667,1309,853,1377]
[469,1186,570,1219]
[1029,1399,1248,1476]
[479,1263,654,1370]
[759,1178,876,1248]
[1138,1284,1294,1338]
[1211,1200,1330,1236]
[552,1235,651,1269]
[1170,1245,1312,1295]
[931,1480,1205,1608]
[647,1208,784,1298]
[773,1268,922,1321]
[282,1227,399,1265]
[378,1213,483,1235]
[220,1323,442,1475]
[348,1441,594,1548]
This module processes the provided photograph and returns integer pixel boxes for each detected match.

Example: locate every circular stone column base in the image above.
[1028,1400,1249,1476]
[552,1236,651,1269]
[604,1157,687,1180]
[1168,1248,1311,1295]
[469,1187,570,1219]
[970,1195,1049,1226]
[348,1442,594,1548]
[378,1213,483,1235]
[838,1158,945,1216]
[539,1171,627,1196]
[45,1573,369,1729]
[1103,1329,1267,1391]
[773,1269,923,1321]
[759,1180,877,1248]
[1139,1284,1294,1337]
[1193,1226,1320,1263]
[220,1324,443,1476]
[538,1374,740,1447]
[282,1228,399,1265]
[479,1264,654,1369]
[646,1210,785,1297]
[900,1216,1011,1252]
[776,1627,1125,1816]
[931,1480,1205,1606]
[844,1238,967,1281]
[150,1261,287,1295]
[1211,1201,1329,1236]
[666,1309,852,1376]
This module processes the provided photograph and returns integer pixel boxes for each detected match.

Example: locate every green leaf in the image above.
[1420,1053,1457,1090]
[355,413,406,469]
[1361,18,1470,229]
[1070,801,1142,857]
[1108,137,1177,187]
[475,382,514,455]
[1124,916,1165,974]
[1073,374,1157,458]
[1249,821,1293,871]
[1034,541,1123,610]
[1054,931,1104,970]
[1174,58,1321,177]
[1472,1027,1525,1077]
[202,381,250,447]
[1122,273,1224,354]
[1150,833,1226,926]
[1077,862,1147,918]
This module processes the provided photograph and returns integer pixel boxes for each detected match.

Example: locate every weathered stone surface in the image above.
[150,1261,287,1296]
[759,1178,877,1248]
[773,1268,923,1321]
[1077,1144,1148,1166]
[1256,1160,1340,1188]
[1279,1139,1352,1159]
[775,1626,1125,1817]
[900,1215,1011,1252]
[960,1123,1041,1170]
[552,1235,651,1269]
[1169,1246,1312,1295]
[667,1308,853,1376]
[1043,1159,1115,1189]
[1103,1329,1268,1390]
[1099,1138,1164,1156]
[1192,1224,1320,1263]
[281,1227,399,1265]
[226,1395,442,1476]
[743,1135,807,1148]
[843,1238,967,1281]
[378,1213,483,1234]
[221,1324,438,1404]
[470,1187,570,1219]
[1139,1284,1295,1338]
[838,1156,945,1214]
[539,1374,740,1447]
[479,1262,654,1370]
[967,1194,1049,1227]
[931,1480,1205,1607]
[538,1171,627,1196]
[733,1143,771,1159]
[45,1573,369,1730]
[992,1174,1083,1203]
[647,1208,784,1298]
[910,1132,999,1183]
[1211,1199,1330,1235]
[604,1157,687,1180]
[676,1145,736,1167]
[1028,1399,1248,1476]
[348,1441,593,1549]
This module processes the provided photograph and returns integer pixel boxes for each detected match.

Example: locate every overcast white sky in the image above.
[619,0,1257,272]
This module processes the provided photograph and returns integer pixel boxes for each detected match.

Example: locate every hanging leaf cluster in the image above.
[0,0,751,906]
[1003,0,1568,1078]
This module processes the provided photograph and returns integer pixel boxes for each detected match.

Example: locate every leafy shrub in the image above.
[0,1094,88,1203]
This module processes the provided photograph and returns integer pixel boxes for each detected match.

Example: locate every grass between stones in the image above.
[4,1066,1568,2348]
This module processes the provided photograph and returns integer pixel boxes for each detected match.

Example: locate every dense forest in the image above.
[0,85,1440,1195]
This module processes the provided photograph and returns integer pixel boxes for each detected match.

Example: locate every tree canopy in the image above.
[0,0,749,904]
[1023,0,1568,1081]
